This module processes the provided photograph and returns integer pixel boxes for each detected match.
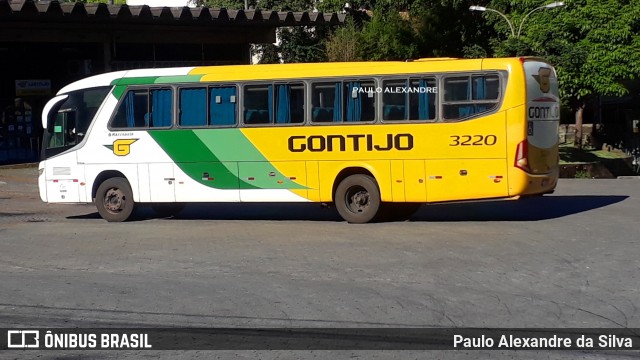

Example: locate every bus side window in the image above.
[382,79,408,121]
[149,88,173,128]
[311,82,341,123]
[112,90,148,128]
[280,83,304,124]
[180,87,207,127]
[243,85,270,124]
[442,74,500,121]
[274,83,304,124]
[344,80,375,122]
[409,78,437,121]
[243,83,304,125]
[209,86,237,126]
[111,88,173,129]
[381,77,437,121]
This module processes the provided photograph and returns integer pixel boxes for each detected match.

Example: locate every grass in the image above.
[559,144,629,164]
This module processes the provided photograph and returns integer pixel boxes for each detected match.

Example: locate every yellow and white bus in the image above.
[38,57,559,223]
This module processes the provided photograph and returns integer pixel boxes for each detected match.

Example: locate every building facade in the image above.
[0,0,342,164]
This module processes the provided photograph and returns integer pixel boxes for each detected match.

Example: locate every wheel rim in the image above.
[344,185,370,214]
[104,187,126,214]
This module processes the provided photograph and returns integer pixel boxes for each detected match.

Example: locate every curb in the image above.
[617,176,640,179]
[0,162,38,170]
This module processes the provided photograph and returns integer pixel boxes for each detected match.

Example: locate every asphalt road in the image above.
[1,166,639,359]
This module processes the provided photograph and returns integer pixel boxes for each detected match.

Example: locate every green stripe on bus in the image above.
[111,85,126,100]
[110,77,161,100]
[113,77,160,86]
[193,130,306,189]
[148,129,306,190]
[148,130,255,189]
[154,75,204,84]
[110,75,204,100]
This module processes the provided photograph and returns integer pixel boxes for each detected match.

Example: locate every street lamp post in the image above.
[469,5,515,37]
[469,2,565,38]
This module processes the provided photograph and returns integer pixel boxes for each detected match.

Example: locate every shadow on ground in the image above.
[67,195,628,223]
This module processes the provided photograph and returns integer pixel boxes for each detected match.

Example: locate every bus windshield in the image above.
[43,86,111,158]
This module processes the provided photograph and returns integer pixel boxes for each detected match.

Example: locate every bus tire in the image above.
[95,177,135,222]
[152,203,185,218]
[335,174,381,224]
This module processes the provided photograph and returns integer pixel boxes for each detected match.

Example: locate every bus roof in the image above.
[58,57,532,95]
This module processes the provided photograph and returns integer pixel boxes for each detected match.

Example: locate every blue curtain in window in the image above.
[267,85,273,123]
[459,106,474,117]
[333,83,341,122]
[474,77,486,100]
[126,92,135,128]
[210,87,236,126]
[275,85,291,124]
[180,88,207,126]
[152,89,173,127]
[474,77,487,114]
[418,79,429,120]
[346,82,361,122]
[404,80,410,120]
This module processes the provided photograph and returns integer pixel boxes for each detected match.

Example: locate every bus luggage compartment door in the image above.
[148,163,175,202]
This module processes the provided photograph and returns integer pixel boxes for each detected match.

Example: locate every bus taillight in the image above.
[515,139,530,172]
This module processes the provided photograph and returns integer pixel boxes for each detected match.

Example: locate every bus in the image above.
[38,57,560,223]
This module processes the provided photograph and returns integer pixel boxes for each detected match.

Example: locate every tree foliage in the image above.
[358,11,418,61]
[485,0,640,146]
[325,19,362,62]
[278,27,328,63]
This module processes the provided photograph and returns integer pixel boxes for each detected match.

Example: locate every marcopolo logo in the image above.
[105,139,138,156]
[7,330,40,348]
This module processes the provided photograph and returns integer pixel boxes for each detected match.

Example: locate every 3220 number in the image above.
[449,135,497,146]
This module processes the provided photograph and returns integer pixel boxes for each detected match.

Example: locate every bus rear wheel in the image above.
[335,174,381,224]
[95,177,135,222]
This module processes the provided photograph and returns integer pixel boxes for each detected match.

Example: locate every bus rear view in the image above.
[513,59,560,196]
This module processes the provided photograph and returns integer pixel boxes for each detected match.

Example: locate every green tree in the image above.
[486,0,640,148]
[411,0,494,58]
[254,44,281,64]
[359,11,418,61]
[278,27,328,63]
[325,19,362,62]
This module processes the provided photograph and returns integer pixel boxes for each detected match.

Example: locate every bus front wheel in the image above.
[335,174,381,224]
[95,177,135,222]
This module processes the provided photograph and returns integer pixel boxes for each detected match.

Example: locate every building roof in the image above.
[0,0,346,26]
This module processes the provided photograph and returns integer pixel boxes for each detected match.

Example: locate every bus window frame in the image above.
[309,79,343,125]
[208,84,239,128]
[177,85,209,129]
[309,77,378,126]
[241,81,307,128]
[108,85,175,131]
[440,71,507,123]
[175,83,239,129]
[379,75,439,124]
